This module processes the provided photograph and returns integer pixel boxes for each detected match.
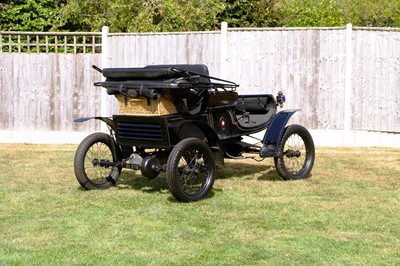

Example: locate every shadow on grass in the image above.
[117,172,170,193]
[165,190,217,203]
[75,161,309,202]
[218,161,283,181]
[112,160,283,194]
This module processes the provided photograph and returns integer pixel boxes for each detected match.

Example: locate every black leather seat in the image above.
[235,95,275,114]
[208,92,238,108]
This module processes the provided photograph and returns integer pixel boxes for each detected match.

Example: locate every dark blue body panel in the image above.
[260,109,300,157]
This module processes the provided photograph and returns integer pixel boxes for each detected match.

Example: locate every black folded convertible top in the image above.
[102,67,177,79]
[95,64,238,99]
[102,64,210,80]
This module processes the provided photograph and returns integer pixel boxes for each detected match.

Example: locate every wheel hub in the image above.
[92,159,119,168]
[284,150,301,158]
[183,166,202,175]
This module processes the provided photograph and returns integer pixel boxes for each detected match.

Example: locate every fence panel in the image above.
[108,32,222,75]
[106,29,349,131]
[351,29,400,132]
[0,53,102,132]
[225,28,348,130]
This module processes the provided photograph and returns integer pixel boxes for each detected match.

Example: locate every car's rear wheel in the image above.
[74,133,122,189]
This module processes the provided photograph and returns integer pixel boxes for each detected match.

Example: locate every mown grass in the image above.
[0,144,399,265]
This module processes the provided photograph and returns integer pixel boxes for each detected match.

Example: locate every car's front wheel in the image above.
[166,138,216,202]
[274,125,315,180]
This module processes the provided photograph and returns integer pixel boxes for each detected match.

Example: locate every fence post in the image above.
[101,26,110,131]
[343,23,353,145]
[220,22,228,79]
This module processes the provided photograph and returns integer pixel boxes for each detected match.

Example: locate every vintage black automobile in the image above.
[74,64,315,202]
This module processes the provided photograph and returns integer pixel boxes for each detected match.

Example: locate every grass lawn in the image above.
[0,144,399,265]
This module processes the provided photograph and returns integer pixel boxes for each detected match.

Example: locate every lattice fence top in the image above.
[0,31,101,54]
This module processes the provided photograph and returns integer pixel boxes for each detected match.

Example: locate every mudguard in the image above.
[175,120,220,146]
[74,117,116,131]
[260,109,300,157]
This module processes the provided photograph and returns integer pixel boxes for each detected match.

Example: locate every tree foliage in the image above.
[55,0,143,32]
[277,0,344,27]
[278,0,400,27]
[1,0,400,32]
[339,0,400,27]
[0,0,66,31]
[218,0,282,27]
[131,0,225,32]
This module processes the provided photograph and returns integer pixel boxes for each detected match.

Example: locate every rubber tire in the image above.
[74,132,122,190]
[166,138,216,202]
[274,125,315,180]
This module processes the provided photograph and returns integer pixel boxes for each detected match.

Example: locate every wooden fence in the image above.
[0,25,399,137]
[0,32,102,132]
[104,25,400,133]
[0,53,102,132]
